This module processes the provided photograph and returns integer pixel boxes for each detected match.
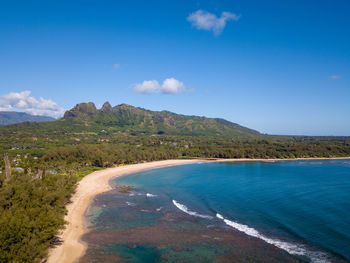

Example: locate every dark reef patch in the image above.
[81,191,304,263]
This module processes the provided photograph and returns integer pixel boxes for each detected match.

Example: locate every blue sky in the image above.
[0,0,349,135]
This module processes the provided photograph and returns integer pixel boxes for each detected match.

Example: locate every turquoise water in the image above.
[114,159,350,262]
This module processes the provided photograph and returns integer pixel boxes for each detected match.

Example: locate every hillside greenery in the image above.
[61,102,260,136]
[0,102,350,262]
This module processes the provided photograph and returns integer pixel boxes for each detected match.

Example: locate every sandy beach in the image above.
[46,159,201,263]
[47,157,350,263]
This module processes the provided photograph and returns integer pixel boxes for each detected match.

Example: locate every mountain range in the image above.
[0,111,55,126]
[60,102,260,136]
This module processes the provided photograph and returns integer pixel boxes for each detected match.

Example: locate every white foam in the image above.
[156,207,162,211]
[126,201,136,206]
[172,200,213,219]
[216,213,224,220]
[146,193,157,197]
[215,213,330,263]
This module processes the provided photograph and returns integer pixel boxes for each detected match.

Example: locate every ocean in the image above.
[81,159,350,263]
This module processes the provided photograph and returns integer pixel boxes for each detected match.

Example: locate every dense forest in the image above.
[0,103,350,262]
[0,172,76,263]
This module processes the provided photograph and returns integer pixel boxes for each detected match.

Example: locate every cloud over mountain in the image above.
[0,90,64,118]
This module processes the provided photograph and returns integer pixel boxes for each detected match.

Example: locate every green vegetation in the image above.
[62,101,260,136]
[0,172,76,263]
[0,102,350,262]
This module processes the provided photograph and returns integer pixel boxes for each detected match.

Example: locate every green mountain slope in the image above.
[61,102,260,136]
[0,111,55,126]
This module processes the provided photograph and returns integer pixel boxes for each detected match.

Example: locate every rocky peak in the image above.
[63,102,98,118]
[61,101,259,136]
[100,101,113,113]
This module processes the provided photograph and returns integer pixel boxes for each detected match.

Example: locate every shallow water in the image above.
[82,159,350,263]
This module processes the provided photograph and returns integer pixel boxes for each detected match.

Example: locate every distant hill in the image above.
[60,102,260,136]
[0,111,55,126]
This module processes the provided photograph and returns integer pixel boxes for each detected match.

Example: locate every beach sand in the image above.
[47,157,350,263]
[46,159,201,263]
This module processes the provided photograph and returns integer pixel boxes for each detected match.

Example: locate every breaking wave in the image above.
[172,200,213,219]
[215,213,330,263]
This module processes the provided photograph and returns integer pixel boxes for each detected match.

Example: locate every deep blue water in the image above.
[116,159,350,262]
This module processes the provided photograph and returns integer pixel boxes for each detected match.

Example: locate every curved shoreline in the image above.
[46,159,201,263]
[47,157,350,263]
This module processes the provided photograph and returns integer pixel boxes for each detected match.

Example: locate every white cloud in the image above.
[133,80,161,94]
[330,75,341,80]
[133,78,186,94]
[161,78,185,94]
[187,10,240,35]
[0,90,65,118]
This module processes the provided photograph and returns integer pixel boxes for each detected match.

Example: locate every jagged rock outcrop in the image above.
[100,101,113,113]
[62,101,260,136]
[63,102,98,118]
